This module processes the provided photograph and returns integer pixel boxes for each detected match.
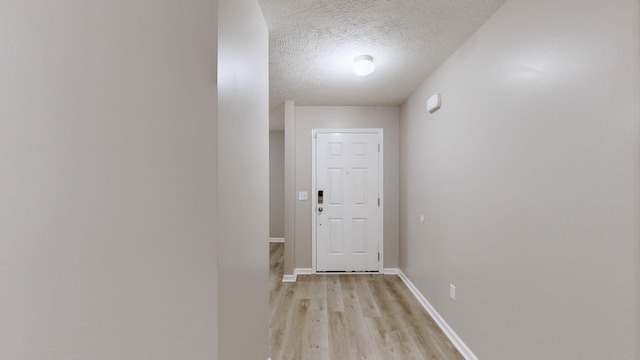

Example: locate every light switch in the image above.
[298,191,308,201]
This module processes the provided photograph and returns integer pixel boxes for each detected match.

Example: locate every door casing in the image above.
[311,128,384,273]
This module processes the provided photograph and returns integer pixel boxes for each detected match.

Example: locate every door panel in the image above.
[352,219,367,254]
[352,168,367,205]
[329,219,343,254]
[328,168,343,205]
[316,132,380,272]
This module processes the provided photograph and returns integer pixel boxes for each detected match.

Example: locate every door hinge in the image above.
[378,198,380,207]
[378,144,380,152]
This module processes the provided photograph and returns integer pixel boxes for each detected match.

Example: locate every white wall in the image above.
[270,131,285,238]
[283,101,297,274]
[0,1,218,359]
[270,102,286,131]
[290,106,400,271]
[217,0,269,358]
[400,0,639,359]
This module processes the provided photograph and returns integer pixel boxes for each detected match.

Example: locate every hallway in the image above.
[269,243,463,359]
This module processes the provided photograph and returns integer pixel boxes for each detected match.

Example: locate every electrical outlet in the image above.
[450,284,456,301]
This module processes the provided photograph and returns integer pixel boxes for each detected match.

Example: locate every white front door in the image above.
[315,131,381,272]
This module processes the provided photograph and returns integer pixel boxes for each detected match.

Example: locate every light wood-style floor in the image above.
[269,243,464,360]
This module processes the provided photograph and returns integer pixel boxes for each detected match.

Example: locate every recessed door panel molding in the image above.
[328,219,344,254]
[328,142,343,157]
[352,142,367,157]
[352,168,367,205]
[328,168,343,205]
[352,219,367,254]
[313,128,383,272]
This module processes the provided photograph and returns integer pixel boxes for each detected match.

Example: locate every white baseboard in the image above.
[281,268,313,282]
[383,268,400,275]
[269,237,285,243]
[286,268,399,281]
[295,268,313,276]
[396,270,478,360]
[282,274,296,282]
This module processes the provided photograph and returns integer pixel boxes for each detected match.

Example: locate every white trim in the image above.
[281,268,314,282]
[311,128,384,273]
[315,271,380,275]
[396,270,478,360]
[282,274,296,282]
[295,268,313,276]
[382,268,400,275]
[269,237,285,243]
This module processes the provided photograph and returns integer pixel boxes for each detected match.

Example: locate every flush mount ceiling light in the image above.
[353,55,375,76]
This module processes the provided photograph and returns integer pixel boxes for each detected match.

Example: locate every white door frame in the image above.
[311,128,384,273]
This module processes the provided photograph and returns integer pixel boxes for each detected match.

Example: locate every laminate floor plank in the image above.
[269,243,464,360]
[384,278,461,360]
[355,278,382,318]
[280,298,311,360]
[326,276,344,312]
[306,283,329,360]
[341,289,378,359]
[362,316,392,358]
[364,283,425,360]
[328,311,352,359]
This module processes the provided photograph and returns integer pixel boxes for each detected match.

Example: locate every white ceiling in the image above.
[259,0,505,111]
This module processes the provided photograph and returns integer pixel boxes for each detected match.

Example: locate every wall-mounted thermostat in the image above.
[427,93,441,113]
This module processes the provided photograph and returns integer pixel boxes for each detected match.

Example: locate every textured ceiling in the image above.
[259,0,505,109]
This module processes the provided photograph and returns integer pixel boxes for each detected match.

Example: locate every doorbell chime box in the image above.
[427,93,441,113]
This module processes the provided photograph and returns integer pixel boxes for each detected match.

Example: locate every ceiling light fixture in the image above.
[353,55,375,76]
